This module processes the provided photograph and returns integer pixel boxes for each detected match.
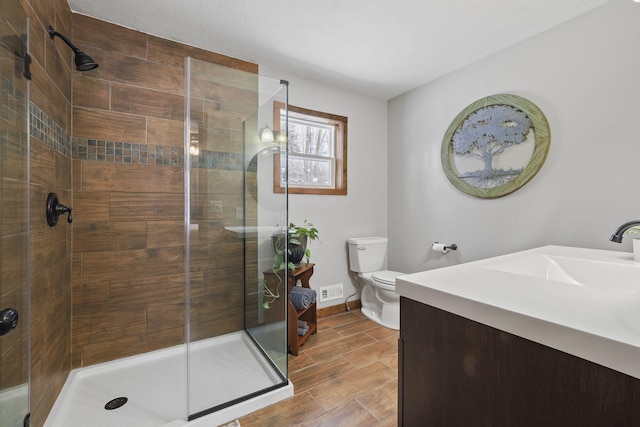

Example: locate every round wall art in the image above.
[441,94,550,198]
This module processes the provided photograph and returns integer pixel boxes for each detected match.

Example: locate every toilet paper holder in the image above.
[432,242,457,254]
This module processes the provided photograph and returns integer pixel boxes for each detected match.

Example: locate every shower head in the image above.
[73,50,99,71]
[48,26,99,71]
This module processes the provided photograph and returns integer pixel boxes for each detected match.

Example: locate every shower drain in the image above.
[104,397,128,410]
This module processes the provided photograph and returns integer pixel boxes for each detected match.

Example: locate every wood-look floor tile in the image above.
[308,361,395,411]
[334,318,379,337]
[303,400,381,427]
[343,338,398,369]
[239,309,398,426]
[356,378,398,422]
[317,312,362,330]
[289,356,354,393]
[298,328,342,351]
[366,325,400,342]
[239,391,324,427]
[383,353,398,372]
[377,415,399,426]
[304,332,377,364]
[288,351,315,373]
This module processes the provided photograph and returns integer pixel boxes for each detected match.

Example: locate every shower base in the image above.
[44,331,293,427]
[0,384,28,427]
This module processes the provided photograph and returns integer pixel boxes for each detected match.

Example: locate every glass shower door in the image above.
[185,58,288,421]
[243,79,289,374]
[0,1,30,426]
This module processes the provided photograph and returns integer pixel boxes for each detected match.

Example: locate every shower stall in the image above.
[42,58,293,425]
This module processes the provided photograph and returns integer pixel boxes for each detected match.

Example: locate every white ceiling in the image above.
[68,0,611,100]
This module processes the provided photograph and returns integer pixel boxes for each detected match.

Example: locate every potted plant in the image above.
[262,220,320,309]
[271,220,320,272]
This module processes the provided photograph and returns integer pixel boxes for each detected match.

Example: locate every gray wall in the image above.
[257,0,640,306]
[261,66,389,308]
[388,0,640,274]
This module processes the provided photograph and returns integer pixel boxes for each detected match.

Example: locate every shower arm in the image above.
[47,25,98,71]
[48,26,81,54]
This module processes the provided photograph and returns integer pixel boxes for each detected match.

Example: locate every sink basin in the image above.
[395,245,640,380]
[485,253,640,295]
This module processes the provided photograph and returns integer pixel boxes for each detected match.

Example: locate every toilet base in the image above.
[361,306,399,330]
[359,279,400,330]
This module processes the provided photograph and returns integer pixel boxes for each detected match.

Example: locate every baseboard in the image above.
[317,299,361,318]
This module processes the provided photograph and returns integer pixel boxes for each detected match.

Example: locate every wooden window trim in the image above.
[273,102,348,195]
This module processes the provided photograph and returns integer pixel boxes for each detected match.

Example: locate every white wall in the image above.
[388,0,640,274]
[260,66,389,309]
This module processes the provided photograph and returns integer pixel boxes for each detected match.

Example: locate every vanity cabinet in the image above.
[398,297,640,426]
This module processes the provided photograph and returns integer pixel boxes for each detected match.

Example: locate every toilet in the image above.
[347,237,404,330]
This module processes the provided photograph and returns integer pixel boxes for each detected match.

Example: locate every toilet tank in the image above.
[347,237,388,273]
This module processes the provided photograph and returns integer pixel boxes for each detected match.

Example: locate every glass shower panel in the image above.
[0,1,30,426]
[244,80,289,375]
[185,58,288,420]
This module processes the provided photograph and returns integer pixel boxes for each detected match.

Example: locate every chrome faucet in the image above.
[609,220,640,243]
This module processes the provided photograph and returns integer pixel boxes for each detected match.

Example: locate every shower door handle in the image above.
[0,308,19,336]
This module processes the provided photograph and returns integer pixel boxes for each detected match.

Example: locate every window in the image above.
[273,102,347,195]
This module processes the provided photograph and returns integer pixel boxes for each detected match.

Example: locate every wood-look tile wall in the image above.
[1,0,30,412]
[7,2,258,423]
[70,16,258,366]
[19,0,75,424]
[187,58,259,340]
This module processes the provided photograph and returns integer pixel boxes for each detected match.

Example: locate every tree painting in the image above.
[451,105,533,188]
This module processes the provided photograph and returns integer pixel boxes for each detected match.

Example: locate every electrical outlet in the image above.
[209,201,222,214]
[236,207,244,220]
[319,284,344,302]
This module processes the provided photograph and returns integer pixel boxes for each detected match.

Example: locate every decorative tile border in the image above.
[30,103,243,171]
[72,138,183,166]
[192,150,243,171]
[2,77,20,124]
[72,138,243,170]
[30,102,72,156]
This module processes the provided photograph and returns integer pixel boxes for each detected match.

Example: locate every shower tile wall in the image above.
[70,16,258,367]
[8,0,259,421]
[1,0,29,411]
[23,0,75,424]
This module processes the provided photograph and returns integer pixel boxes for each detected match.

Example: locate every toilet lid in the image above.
[372,270,403,286]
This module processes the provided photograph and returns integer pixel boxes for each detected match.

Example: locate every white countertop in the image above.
[396,245,640,379]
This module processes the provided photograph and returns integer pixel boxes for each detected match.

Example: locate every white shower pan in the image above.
[44,331,292,427]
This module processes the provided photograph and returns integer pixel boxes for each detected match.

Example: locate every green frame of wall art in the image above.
[441,94,550,198]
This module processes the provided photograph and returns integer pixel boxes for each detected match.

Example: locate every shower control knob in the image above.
[46,193,73,226]
[0,308,18,336]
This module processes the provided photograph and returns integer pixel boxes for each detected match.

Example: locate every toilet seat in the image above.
[371,270,403,291]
